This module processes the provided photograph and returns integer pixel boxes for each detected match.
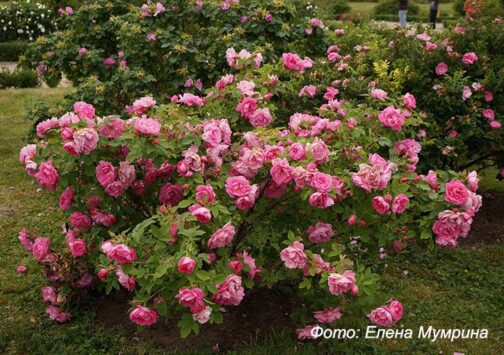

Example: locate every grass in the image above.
[0,88,503,354]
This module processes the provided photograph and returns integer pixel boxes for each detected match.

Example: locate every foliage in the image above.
[18,51,484,337]
[25,0,328,114]
[0,68,39,88]
[330,0,352,16]
[0,41,29,61]
[373,0,421,16]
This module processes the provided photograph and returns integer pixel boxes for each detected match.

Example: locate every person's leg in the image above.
[399,10,407,28]
[429,8,438,29]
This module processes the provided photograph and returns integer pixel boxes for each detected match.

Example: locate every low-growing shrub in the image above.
[373,0,421,16]
[330,0,352,16]
[0,41,29,61]
[18,49,483,337]
[0,68,39,88]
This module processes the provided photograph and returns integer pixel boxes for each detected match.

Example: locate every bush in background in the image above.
[373,0,421,16]
[0,41,29,61]
[0,68,39,88]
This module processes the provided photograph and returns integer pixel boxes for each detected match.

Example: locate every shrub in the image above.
[0,41,29,61]
[373,0,421,16]
[330,0,352,16]
[0,68,39,88]
[25,0,328,115]
[18,50,483,337]
[0,0,57,42]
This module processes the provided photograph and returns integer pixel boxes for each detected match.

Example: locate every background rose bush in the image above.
[18,51,483,337]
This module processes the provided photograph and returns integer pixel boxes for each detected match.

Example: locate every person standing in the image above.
[398,0,408,28]
[429,0,441,29]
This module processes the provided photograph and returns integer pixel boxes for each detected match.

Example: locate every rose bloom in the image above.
[73,128,99,155]
[96,160,117,187]
[467,171,479,192]
[463,191,482,217]
[313,306,342,323]
[116,266,136,291]
[69,212,92,231]
[129,305,158,326]
[388,300,403,321]
[444,180,469,205]
[32,237,51,261]
[288,143,306,161]
[18,229,33,251]
[368,306,395,327]
[402,92,416,109]
[327,270,357,296]
[309,192,334,209]
[134,118,161,136]
[280,241,307,269]
[461,52,478,64]
[391,194,409,214]
[17,265,27,273]
[132,96,156,115]
[306,139,330,164]
[296,324,319,340]
[249,108,272,127]
[435,62,448,75]
[195,184,216,205]
[102,241,137,264]
[482,109,495,120]
[490,121,501,129]
[46,306,71,323]
[208,222,235,249]
[73,101,95,120]
[432,210,472,247]
[59,187,74,210]
[41,286,57,304]
[176,287,206,313]
[68,238,87,258]
[236,97,257,118]
[225,176,252,198]
[189,204,212,223]
[177,256,196,274]
[310,172,333,192]
[213,274,245,306]
[372,196,390,215]
[378,106,406,131]
[97,268,109,280]
[270,158,293,185]
[307,222,334,243]
[35,161,59,191]
[193,306,212,324]
[159,183,183,205]
[370,89,388,100]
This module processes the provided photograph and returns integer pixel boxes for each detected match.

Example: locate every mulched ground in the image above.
[95,192,503,351]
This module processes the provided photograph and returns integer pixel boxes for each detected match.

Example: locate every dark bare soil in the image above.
[96,288,300,353]
[462,191,504,246]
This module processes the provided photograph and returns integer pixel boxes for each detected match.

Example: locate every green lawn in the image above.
[0,88,503,354]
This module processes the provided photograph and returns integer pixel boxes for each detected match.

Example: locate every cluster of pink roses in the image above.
[96,161,136,197]
[368,300,403,327]
[282,53,314,73]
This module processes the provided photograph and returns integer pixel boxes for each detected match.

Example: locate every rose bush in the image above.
[18,49,483,338]
[24,0,327,113]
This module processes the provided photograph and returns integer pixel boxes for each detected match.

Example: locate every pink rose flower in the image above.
[176,287,206,313]
[490,121,501,129]
[378,106,406,131]
[17,265,27,273]
[307,222,334,243]
[213,274,245,306]
[402,93,416,109]
[281,53,313,73]
[444,180,469,205]
[388,300,403,321]
[35,161,59,191]
[59,187,74,210]
[129,305,158,326]
[482,109,495,120]
[391,194,409,214]
[313,306,342,323]
[236,97,257,118]
[96,161,116,187]
[193,306,212,324]
[288,143,306,161]
[296,324,319,340]
[225,176,252,198]
[372,196,390,215]
[467,171,479,192]
[308,192,334,208]
[69,212,92,231]
[306,139,330,164]
[18,229,33,251]
[208,222,235,249]
[299,85,317,98]
[159,183,183,206]
[46,306,71,323]
[97,268,109,280]
[101,241,137,264]
[461,52,478,64]
[421,170,439,190]
[310,172,333,192]
[41,286,57,304]
[178,93,205,106]
[432,210,472,247]
[327,270,357,296]
[196,184,216,205]
[270,158,293,185]
[370,89,388,100]
[435,62,448,75]
[32,237,50,261]
[134,118,161,136]
[73,101,95,120]
[189,204,212,223]
[280,241,307,269]
[68,238,87,257]
[73,128,99,155]
[249,108,272,127]
[116,266,136,291]
[462,86,472,101]
[463,191,482,217]
[132,96,156,115]
[368,306,395,327]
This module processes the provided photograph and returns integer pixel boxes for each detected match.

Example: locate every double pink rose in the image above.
[327,270,358,296]
[378,106,406,131]
[444,180,469,205]
[461,52,478,65]
[129,305,158,326]
[101,241,137,264]
[178,256,196,274]
[313,306,342,323]
[32,237,50,261]
[307,222,334,243]
[35,161,59,191]
[213,274,245,306]
[176,287,206,313]
[368,300,403,327]
[280,241,307,269]
[207,222,235,249]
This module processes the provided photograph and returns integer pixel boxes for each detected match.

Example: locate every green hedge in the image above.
[373,0,421,15]
[0,68,39,88]
[0,41,29,61]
